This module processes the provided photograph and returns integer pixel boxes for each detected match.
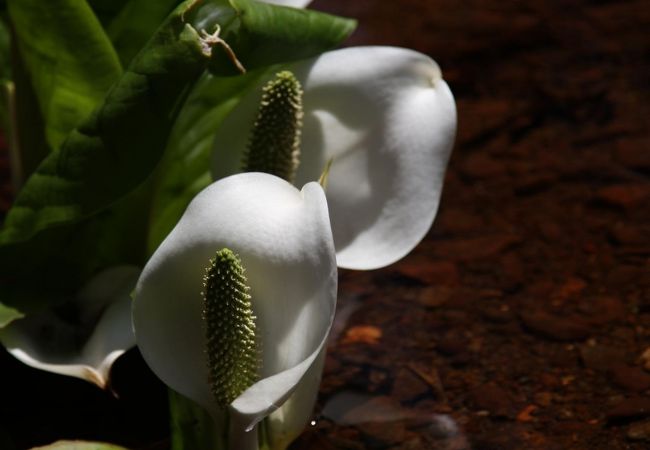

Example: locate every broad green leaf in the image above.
[208,0,356,76]
[6,0,123,151]
[106,0,181,66]
[0,1,216,316]
[30,441,129,450]
[0,302,22,328]
[0,3,215,250]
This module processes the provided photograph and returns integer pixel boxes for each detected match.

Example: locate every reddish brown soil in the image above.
[1,1,649,449]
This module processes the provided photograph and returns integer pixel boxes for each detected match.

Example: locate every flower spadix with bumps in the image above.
[133,172,337,450]
[203,248,258,406]
[212,47,457,270]
[243,71,303,182]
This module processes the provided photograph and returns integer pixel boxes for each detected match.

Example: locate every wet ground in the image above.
[1,0,650,449]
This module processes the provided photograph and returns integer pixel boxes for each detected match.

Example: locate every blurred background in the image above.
[1,1,649,449]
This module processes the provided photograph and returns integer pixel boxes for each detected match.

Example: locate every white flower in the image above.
[133,172,337,450]
[0,266,140,388]
[212,46,457,270]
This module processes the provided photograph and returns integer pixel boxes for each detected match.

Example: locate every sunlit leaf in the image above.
[6,0,122,151]
[209,0,356,75]
[0,4,212,248]
[0,2,216,315]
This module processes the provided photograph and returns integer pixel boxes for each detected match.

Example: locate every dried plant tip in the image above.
[203,248,259,406]
[242,71,303,182]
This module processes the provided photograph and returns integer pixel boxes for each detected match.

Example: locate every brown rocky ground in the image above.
[1,1,649,449]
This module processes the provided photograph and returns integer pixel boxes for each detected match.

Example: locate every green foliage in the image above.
[208,0,356,75]
[6,0,123,151]
[0,1,215,320]
[0,0,355,329]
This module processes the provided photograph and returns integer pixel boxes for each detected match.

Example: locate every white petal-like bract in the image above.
[212,46,457,270]
[133,173,337,446]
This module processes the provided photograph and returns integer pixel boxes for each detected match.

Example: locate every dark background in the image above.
[1,1,649,449]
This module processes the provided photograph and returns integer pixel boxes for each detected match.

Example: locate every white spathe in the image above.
[0,266,140,388]
[133,172,337,450]
[212,46,457,270]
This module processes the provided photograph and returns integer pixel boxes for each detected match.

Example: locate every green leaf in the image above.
[6,0,123,151]
[206,0,357,76]
[0,301,23,328]
[0,4,213,249]
[106,0,182,66]
[30,441,129,450]
[0,1,218,314]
